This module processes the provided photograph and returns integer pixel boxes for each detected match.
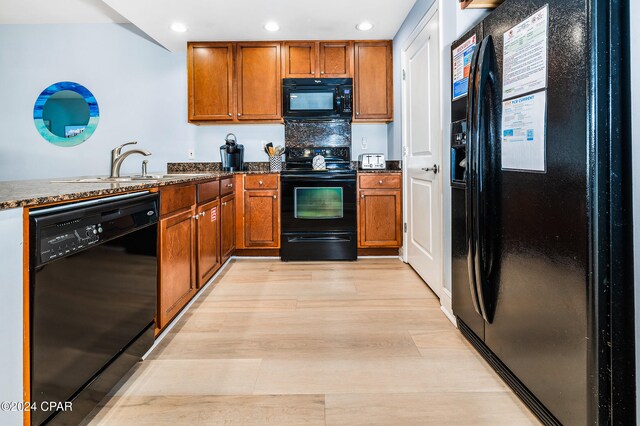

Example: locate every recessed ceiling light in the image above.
[356,21,374,31]
[170,22,188,33]
[264,22,280,32]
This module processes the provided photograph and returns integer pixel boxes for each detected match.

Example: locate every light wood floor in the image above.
[87,259,539,425]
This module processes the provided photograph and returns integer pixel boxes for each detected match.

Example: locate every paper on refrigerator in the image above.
[501,91,547,172]
[452,35,477,100]
[502,5,549,100]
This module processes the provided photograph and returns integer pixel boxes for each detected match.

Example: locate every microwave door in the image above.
[286,87,337,118]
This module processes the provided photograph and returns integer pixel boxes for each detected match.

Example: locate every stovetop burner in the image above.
[285,147,351,171]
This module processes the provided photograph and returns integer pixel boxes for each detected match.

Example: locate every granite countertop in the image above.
[0,160,402,210]
[0,172,232,210]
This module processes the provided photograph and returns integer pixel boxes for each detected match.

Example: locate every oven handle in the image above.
[287,236,353,242]
[281,174,356,181]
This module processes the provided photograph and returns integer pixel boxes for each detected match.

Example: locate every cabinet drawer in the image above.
[244,174,278,190]
[220,177,235,196]
[160,184,196,216]
[359,174,401,189]
[197,180,220,203]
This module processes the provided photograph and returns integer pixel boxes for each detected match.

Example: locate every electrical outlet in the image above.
[361,137,368,150]
[188,149,195,160]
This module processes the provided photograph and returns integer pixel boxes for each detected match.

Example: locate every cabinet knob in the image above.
[259,180,263,185]
[194,215,200,220]
[320,71,325,74]
[201,212,206,217]
[222,202,227,206]
[228,113,232,116]
[227,183,233,188]
[361,194,365,199]
[379,180,383,184]
[273,195,277,199]
[237,113,242,117]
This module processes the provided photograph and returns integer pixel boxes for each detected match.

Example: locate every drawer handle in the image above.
[227,183,233,188]
[259,180,263,185]
[379,180,383,184]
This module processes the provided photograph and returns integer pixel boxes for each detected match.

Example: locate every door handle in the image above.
[421,165,440,174]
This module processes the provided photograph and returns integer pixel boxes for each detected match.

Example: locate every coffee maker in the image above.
[219,133,244,171]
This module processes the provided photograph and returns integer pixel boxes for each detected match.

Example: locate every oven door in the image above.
[283,86,340,119]
[281,172,356,233]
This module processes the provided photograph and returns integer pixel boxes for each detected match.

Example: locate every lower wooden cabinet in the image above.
[196,198,221,288]
[357,173,403,248]
[220,193,236,263]
[244,190,280,248]
[158,205,196,329]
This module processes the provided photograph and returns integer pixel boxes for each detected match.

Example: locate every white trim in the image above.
[439,288,456,326]
[441,305,457,326]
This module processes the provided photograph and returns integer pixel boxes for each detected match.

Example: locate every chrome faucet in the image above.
[110,141,152,178]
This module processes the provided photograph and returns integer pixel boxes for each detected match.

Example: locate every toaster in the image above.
[359,153,386,170]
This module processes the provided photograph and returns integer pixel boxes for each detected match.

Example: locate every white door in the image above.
[402,8,443,299]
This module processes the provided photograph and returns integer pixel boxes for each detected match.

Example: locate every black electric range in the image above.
[280,147,357,261]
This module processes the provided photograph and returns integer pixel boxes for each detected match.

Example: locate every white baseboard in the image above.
[439,289,457,327]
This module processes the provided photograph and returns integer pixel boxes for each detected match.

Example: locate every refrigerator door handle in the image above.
[465,38,483,317]
[472,36,499,323]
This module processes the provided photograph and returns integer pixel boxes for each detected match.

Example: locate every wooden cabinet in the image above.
[158,185,197,329]
[283,41,352,78]
[460,0,503,9]
[358,173,402,248]
[236,174,280,249]
[220,193,236,262]
[196,198,220,288]
[283,42,316,77]
[319,41,352,77]
[244,190,280,248]
[188,42,234,121]
[354,41,393,122]
[236,42,282,121]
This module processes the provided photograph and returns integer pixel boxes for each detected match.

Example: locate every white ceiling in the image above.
[0,0,128,24]
[0,0,417,52]
[100,0,417,52]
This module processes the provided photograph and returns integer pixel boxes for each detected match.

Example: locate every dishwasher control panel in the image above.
[39,219,102,263]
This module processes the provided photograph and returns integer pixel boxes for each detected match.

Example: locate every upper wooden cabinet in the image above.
[354,41,393,122]
[283,41,353,78]
[236,42,282,121]
[319,41,352,78]
[460,0,503,9]
[283,42,317,78]
[188,43,234,121]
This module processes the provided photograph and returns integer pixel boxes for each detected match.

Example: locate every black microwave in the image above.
[283,78,353,120]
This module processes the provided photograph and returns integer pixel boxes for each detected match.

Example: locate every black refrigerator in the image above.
[450,0,633,424]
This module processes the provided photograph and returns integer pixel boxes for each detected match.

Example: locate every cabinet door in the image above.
[283,42,317,78]
[220,193,236,262]
[358,189,402,247]
[196,199,221,288]
[319,41,352,78]
[188,42,234,121]
[244,190,280,248]
[158,208,196,329]
[354,41,393,121]
[236,42,282,121]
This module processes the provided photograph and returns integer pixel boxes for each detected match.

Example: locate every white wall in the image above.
[631,0,640,421]
[0,24,388,181]
[0,209,24,426]
[391,0,487,315]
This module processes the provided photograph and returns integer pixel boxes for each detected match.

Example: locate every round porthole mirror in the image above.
[33,81,99,147]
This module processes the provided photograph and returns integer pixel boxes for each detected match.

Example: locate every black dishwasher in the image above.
[29,192,159,425]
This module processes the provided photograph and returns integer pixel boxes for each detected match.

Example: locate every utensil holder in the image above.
[269,156,282,172]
